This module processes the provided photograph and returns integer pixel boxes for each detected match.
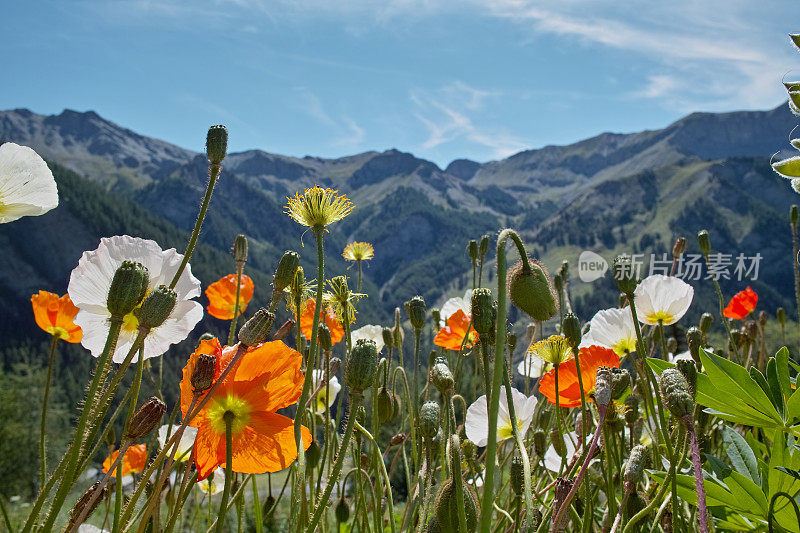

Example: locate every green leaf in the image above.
[649,471,742,510]
[776,347,792,400]
[725,470,768,515]
[706,453,732,481]
[773,156,800,179]
[749,367,775,406]
[723,425,760,484]
[775,466,800,482]
[766,358,786,417]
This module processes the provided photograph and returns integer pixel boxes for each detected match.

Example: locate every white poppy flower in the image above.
[579,308,638,357]
[633,274,693,326]
[68,235,203,363]
[0,142,58,223]
[157,424,198,462]
[544,431,577,472]
[351,324,385,353]
[516,353,550,379]
[465,386,537,447]
[440,289,473,323]
[312,369,342,414]
[197,467,225,495]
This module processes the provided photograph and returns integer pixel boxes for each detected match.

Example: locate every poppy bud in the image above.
[305,441,322,469]
[468,239,478,263]
[730,329,744,349]
[777,307,786,325]
[125,396,166,440]
[405,296,427,330]
[392,307,404,346]
[699,312,713,334]
[381,326,393,349]
[199,332,215,342]
[622,394,638,423]
[533,429,547,457]
[507,259,558,322]
[192,353,216,393]
[624,445,650,485]
[105,426,116,447]
[462,438,476,462]
[68,481,108,529]
[419,401,441,439]
[390,433,406,446]
[206,124,228,164]
[274,251,300,293]
[510,454,526,496]
[431,308,441,329]
[317,323,332,352]
[272,319,295,341]
[553,272,563,294]
[137,285,177,329]
[676,359,697,398]
[507,332,516,353]
[262,495,276,516]
[345,339,378,393]
[479,234,490,259]
[554,477,574,512]
[471,288,494,336]
[335,496,350,524]
[594,366,613,407]
[672,237,687,258]
[610,368,631,400]
[550,427,567,458]
[659,368,694,419]
[697,229,711,258]
[238,308,274,346]
[228,235,248,265]
[792,205,799,227]
[430,428,444,456]
[107,261,149,317]
[431,362,454,395]
[376,387,394,424]
[612,255,638,295]
[561,313,581,350]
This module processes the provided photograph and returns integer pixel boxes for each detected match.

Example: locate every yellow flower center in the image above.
[122,311,140,332]
[645,311,674,324]
[45,326,70,340]
[207,394,251,436]
[612,338,637,356]
[497,420,527,441]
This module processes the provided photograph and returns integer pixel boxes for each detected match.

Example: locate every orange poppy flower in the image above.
[180,337,311,479]
[30,291,83,343]
[434,309,478,351]
[538,345,620,408]
[205,274,255,320]
[299,298,344,346]
[723,286,757,320]
[102,443,147,477]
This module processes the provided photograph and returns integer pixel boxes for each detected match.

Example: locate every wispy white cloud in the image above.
[295,88,366,148]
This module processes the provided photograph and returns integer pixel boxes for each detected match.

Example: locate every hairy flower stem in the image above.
[683,416,708,533]
[551,404,608,532]
[701,252,740,360]
[39,334,59,487]
[36,317,123,533]
[306,392,363,533]
[356,420,396,533]
[114,346,146,530]
[356,259,363,293]
[227,260,244,346]
[214,413,235,533]
[479,228,530,533]
[502,361,535,531]
[169,163,220,289]
[68,439,132,531]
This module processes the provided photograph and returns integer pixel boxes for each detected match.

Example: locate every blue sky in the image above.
[1,1,797,167]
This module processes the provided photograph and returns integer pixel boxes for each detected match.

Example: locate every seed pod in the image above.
[68,481,108,529]
[554,477,574,513]
[471,288,495,336]
[305,441,322,469]
[238,308,274,346]
[507,258,558,322]
[612,255,638,295]
[697,229,711,257]
[533,429,547,457]
[390,433,406,446]
[191,353,216,393]
[594,366,613,407]
[419,401,441,439]
[137,285,177,329]
[624,445,650,484]
[759,311,767,328]
[206,124,228,164]
[233,234,248,263]
[345,339,378,393]
[676,359,697,398]
[672,237,687,258]
[624,394,640,426]
[335,495,350,524]
[561,313,581,350]
[468,240,478,263]
[125,396,166,440]
[699,313,714,334]
[431,362,454,395]
[405,296,427,330]
[107,261,149,317]
[273,251,300,293]
[659,368,694,419]
[510,454,525,496]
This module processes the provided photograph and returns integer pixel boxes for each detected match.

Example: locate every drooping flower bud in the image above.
[697,229,711,258]
[206,124,228,164]
[137,285,177,329]
[419,401,441,439]
[238,308,275,346]
[659,368,694,419]
[233,234,248,263]
[478,234,490,259]
[376,387,395,424]
[305,441,322,469]
[676,359,697,398]
[345,339,378,393]
[672,237,687,259]
[405,296,427,330]
[625,491,648,521]
[594,366,613,407]
[107,261,149,317]
[317,323,332,352]
[432,436,480,532]
[699,312,713,334]
[510,454,526,496]
[274,251,300,293]
[125,396,166,440]
[507,258,558,322]
[471,288,494,336]
[335,495,350,524]
[431,361,455,395]
[382,326,393,349]
[550,426,567,458]
[272,319,295,341]
[624,445,650,485]
[191,353,216,393]
[561,313,581,350]
[533,429,547,457]
[612,255,638,295]
[624,394,640,426]
[468,239,478,263]
[68,481,108,529]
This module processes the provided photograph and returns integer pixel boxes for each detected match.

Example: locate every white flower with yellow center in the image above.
[634,274,693,325]
[157,424,198,462]
[464,386,537,447]
[312,369,342,414]
[351,324,385,353]
[0,142,58,223]
[68,235,203,363]
[579,308,638,357]
[197,467,225,495]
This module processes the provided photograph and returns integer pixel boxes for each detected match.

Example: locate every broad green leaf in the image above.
[723,425,760,484]
[775,466,800,482]
[649,471,742,510]
[750,367,776,406]
[788,391,800,425]
[725,470,768,515]
[773,156,800,178]
[768,429,800,507]
[766,358,785,417]
[705,453,732,481]
[776,347,792,400]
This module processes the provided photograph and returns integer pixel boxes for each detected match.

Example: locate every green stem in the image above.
[115,345,146,531]
[357,260,363,294]
[502,361,535,531]
[702,253,740,360]
[228,260,244,346]
[39,334,59,488]
[355,420,396,533]
[215,412,235,533]
[252,476,263,533]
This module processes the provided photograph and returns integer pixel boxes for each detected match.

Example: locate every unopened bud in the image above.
[192,353,216,392]
[672,237,687,258]
[335,495,350,523]
[238,308,275,346]
[107,261,149,317]
[262,495,276,516]
[431,308,441,329]
[471,288,495,336]
[533,429,547,457]
[507,332,516,353]
[676,359,697,398]
[561,313,581,349]
[233,234,248,263]
[274,251,300,293]
[468,239,478,262]
[510,454,526,496]
[419,401,441,439]
[626,491,648,521]
[68,481,108,529]
[759,311,767,328]
[382,326,393,349]
[376,387,394,424]
[624,445,650,485]
[137,285,177,329]
[345,339,378,393]
[685,327,702,365]
[554,477,574,512]
[612,255,638,295]
[697,229,711,257]
[699,312,714,334]
[206,124,228,164]
[272,319,295,341]
[507,258,558,322]
[560,260,569,279]
[125,396,166,440]
[659,368,694,419]
[479,235,490,258]
[405,295,426,330]
[431,362,454,394]
[553,273,563,294]
[624,394,640,426]
[610,368,631,399]
[777,307,787,325]
[317,323,332,352]
[390,433,406,446]
[550,427,567,458]
[594,366,613,407]
[305,441,322,469]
